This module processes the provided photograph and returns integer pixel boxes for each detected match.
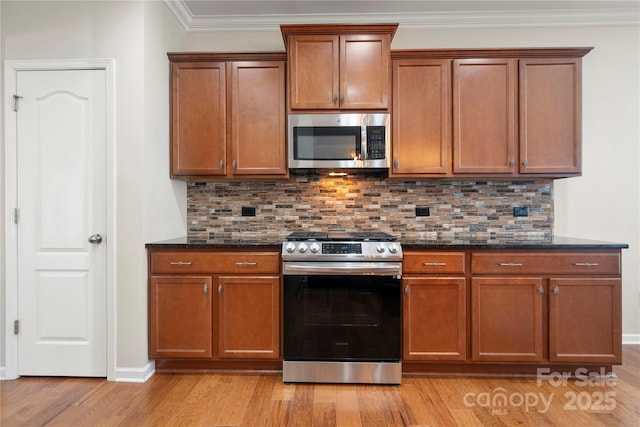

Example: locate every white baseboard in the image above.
[0,366,5,380]
[623,334,640,345]
[114,361,155,383]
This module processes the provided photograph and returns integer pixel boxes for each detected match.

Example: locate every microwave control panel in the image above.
[366,126,386,159]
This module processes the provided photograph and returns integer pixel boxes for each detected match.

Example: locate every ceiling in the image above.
[165,0,640,31]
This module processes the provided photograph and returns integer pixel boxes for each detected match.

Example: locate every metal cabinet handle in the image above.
[522,160,528,167]
[423,262,447,266]
[218,284,223,293]
[236,262,257,266]
[169,261,192,265]
[340,94,345,104]
[394,159,399,168]
[204,284,209,294]
[88,234,103,244]
[538,285,544,295]
[219,160,224,169]
[232,160,237,169]
[333,95,338,104]
[499,263,523,267]
[553,286,559,295]
[404,285,409,295]
[574,262,599,267]
[509,158,515,167]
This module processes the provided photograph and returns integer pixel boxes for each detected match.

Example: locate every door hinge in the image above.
[13,95,23,112]
[14,320,20,335]
[13,208,20,224]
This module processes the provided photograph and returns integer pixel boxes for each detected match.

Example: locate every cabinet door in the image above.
[472,277,543,361]
[340,34,391,110]
[453,59,517,174]
[218,276,280,359]
[391,59,450,176]
[403,277,466,361]
[149,275,213,359]
[519,58,582,175]
[549,278,621,363]
[170,62,226,177]
[288,35,339,110]
[229,61,287,176]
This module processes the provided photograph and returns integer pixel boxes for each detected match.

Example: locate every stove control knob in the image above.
[310,243,320,253]
[285,242,296,253]
[298,243,308,253]
[389,244,399,254]
[376,243,386,253]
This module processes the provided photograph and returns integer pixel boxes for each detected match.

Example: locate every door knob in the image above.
[88,234,103,244]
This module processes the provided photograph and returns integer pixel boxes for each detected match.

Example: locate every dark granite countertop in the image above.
[401,235,629,250]
[146,235,628,250]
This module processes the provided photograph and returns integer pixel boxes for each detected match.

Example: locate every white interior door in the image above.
[16,69,107,377]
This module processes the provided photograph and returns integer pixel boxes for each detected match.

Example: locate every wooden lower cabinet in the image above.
[149,275,213,359]
[403,277,466,360]
[218,275,280,359]
[404,248,623,374]
[471,276,544,362]
[147,249,281,366]
[549,278,622,364]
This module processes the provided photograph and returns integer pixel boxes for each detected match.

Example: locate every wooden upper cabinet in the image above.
[288,35,340,110]
[340,35,391,110]
[283,24,396,111]
[453,58,517,174]
[391,59,451,176]
[519,58,582,175]
[168,53,287,180]
[230,61,286,176]
[171,61,226,177]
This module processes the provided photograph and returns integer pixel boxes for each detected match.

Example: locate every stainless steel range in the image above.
[282,231,402,385]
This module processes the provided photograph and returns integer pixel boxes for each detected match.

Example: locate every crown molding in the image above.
[164,1,639,32]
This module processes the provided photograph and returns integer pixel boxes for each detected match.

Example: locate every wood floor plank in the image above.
[214,374,259,426]
[334,385,362,427]
[2,345,639,427]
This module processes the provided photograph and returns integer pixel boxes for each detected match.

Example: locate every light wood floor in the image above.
[2,346,639,426]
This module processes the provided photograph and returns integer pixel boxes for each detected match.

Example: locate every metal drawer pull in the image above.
[553,286,559,295]
[204,284,209,294]
[538,285,544,294]
[574,262,599,267]
[499,263,523,267]
[218,284,223,293]
[423,262,447,266]
[404,285,409,295]
[169,261,192,265]
[236,262,257,266]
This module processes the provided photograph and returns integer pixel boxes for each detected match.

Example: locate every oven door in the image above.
[283,267,401,362]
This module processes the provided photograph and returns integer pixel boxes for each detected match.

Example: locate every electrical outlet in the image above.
[241,206,256,217]
[513,207,529,217]
[415,207,430,217]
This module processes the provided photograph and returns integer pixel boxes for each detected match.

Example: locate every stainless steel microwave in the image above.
[288,113,390,169]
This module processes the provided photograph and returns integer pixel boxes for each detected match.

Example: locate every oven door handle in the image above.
[283,262,402,276]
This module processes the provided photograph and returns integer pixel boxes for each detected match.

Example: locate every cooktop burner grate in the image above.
[285,231,396,242]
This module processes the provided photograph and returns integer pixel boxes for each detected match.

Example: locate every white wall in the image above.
[188,24,640,340]
[0,0,187,376]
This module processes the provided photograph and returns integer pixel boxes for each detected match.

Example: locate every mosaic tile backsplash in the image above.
[187,174,553,240]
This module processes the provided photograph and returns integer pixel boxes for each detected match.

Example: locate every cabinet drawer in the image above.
[403,252,466,274]
[471,252,620,275]
[150,251,280,274]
